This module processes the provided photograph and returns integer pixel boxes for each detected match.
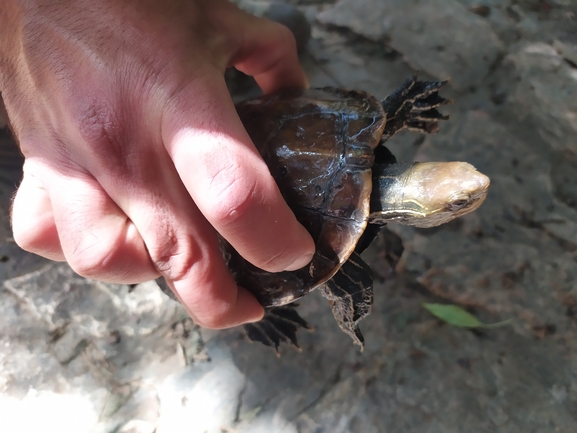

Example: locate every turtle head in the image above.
[371,161,490,228]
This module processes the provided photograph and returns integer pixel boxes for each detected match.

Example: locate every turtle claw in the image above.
[405,120,442,135]
[412,94,452,112]
[380,75,451,141]
[244,322,283,353]
[409,109,450,123]
[244,304,312,354]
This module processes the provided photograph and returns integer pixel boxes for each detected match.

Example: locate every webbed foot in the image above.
[320,252,374,350]
[244,304,312,355]
[381,75,450,141]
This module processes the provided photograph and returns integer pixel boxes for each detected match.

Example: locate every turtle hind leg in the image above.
[320,252,374,350]
[380,75,451,142]
[243,304,312,354]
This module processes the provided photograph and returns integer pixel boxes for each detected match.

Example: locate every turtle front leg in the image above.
[381,75,451,142]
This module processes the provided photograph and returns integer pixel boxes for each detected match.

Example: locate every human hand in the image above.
[1,0,315,328]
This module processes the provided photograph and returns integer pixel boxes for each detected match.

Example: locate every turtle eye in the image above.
[447,198,470,212]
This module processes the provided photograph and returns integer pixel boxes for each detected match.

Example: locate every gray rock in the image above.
[505,42,577,153]
[1,262,204,432]
[318,0,504,90]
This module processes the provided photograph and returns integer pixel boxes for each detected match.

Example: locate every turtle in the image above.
[158,76,490,352]
[220,75,490,352]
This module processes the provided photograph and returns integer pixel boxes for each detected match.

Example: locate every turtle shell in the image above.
[222,87,386,307]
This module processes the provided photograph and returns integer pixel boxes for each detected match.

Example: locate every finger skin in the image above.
[11,166,64,261]
[215,4,309,92]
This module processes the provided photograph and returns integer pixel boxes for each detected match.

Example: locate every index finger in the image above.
[229,12,308,92]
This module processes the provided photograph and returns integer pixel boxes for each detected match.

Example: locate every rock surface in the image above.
[317,0,504,91]
[2,1,577,432]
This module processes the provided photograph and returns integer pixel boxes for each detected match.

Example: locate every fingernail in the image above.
[284,251,314,271]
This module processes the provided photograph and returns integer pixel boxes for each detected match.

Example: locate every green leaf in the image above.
[422,303,513,328]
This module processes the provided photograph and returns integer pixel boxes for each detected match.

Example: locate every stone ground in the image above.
[1,0,577,432]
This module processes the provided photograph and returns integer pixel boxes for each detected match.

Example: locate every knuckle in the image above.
[75,102,113,144]
[145,225,257,330]
[205,160,260,229]
[10,186,57,256]
[147,229,203,283]
[146,230,239,329]
[66,237,116,278]
[11,225,56,257]
[151,243,240,330]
